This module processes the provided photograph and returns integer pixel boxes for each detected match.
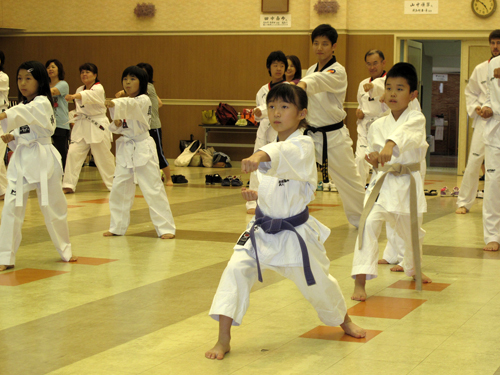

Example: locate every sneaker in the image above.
[330,181,338,192]
[222,176,232,186]
[322,181,330,192]
[205,175,213,185]
[317,181,323,191]
[212,174,222,184]
[231,177,243,186]
[440,186,449,197]
[451,186,459,197]
[477,190,484,199]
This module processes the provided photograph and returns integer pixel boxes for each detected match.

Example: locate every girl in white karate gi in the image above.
[206,84,365,361]
[62,63,115,193]
[0,61,76,271]
[0,51,9,200]
[103,66,175,239]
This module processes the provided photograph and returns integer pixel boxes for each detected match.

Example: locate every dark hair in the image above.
[364,49,385,62]
[266,50,288,78]
[311,24,338,45]
[137,62,154,83]
[79,62,100,84]
[121,65,148,96]
[490,29,500,42]
[16,61,54,106]
[385,62,418,92]
[45,59,65,80]
[0,51,4,71]
[266,84,308,129]
[286,55,302,80]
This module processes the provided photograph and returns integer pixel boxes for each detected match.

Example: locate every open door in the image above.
[407,40,423,103]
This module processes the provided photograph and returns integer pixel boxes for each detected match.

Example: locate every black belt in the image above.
[304,121,344,183]
[249,206,316,286]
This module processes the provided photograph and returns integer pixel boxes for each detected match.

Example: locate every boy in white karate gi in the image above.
[0,51,9,200]
[206,84,365,361]
[297,24,365,228]
[351,63,432,301]
[103,66,175,239]
[478,49,500,251]
[456,30,500,215]
[246,51,288,214]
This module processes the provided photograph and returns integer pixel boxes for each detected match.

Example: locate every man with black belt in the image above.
[298,24,365,227]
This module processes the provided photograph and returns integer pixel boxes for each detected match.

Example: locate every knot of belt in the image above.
[15,137,52,207]
[357,162,423,290]
[117,132,150,182]
[304,121,343,183]
[249,206,316,286]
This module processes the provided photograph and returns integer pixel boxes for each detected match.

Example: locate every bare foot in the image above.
[390,265,404,272]
[484,242,500,251]
[340,314,366,338]
[0,194,4,201]
[246,208,256,214]
[414,272,432,283]
[68,256,78,262]
[378,259,390,264]
[205,340,230,360]
[63,188,74,194]
[455,207,468,214]
[165,180,174,186]
[0,265,14,271]
[351,275,367,301]
[160,234,175,239]
[103,231,119,237]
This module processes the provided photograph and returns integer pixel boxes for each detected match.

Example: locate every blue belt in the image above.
[249,206,316,286]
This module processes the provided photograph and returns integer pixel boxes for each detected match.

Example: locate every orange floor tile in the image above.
[348,296,427,319]
[388,280,451,291]
[67,205,84,208]
[309,208,322,213]
[0,268,69,286]
[80,198,109,204]
[300,326,382,343]
[57,256,118,266]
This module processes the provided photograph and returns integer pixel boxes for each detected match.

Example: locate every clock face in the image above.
[472,0,497,18]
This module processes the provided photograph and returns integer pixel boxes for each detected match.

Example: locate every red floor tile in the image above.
[348,296,427,319]
[57,257,118,265]
[80,198,109,204]
[0,268,69,286]
[309,208,322,213]
[300,326,382,343]
[388,280,450,291]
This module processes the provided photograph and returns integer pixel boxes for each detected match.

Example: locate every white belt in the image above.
[15,137,52,207]
[117,132,150,182]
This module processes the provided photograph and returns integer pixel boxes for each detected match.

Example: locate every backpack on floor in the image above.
[216,103,238,125]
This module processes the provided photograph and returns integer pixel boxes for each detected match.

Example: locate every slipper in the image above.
[425,189,437,196]
[231,177,243,186]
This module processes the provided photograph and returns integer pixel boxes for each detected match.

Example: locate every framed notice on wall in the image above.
[262,0,289,13]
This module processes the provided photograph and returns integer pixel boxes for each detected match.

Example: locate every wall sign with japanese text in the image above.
[260,14,291,27]
[404,1,438,14]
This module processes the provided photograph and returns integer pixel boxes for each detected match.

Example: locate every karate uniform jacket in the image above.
[0,71,9,112]
[466,60,489,129]
[356,75,388,136]
[366,108,428,215]
[0,96,58,205]
[254,81,287,130]
[109,95,156,168]
[482,57,500,147]
[300,57,346,127]
[71,83,112,144]
[234,130,330,266]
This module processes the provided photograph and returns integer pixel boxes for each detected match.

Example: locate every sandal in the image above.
[425,189,437,196]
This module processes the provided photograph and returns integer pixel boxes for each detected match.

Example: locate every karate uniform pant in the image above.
[0,164,73,265]
[355,132,371,185]
[246,123,278,211]
[483,144,500,244]
[310,126,365,227]
[351,204,425,280]
[109,159,175,237]
[457,119,485,211]
[209,248,347,326]
[0,139,7,196]
[62,138,115,191]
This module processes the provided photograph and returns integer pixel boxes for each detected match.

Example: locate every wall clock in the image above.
[471,0,497,18]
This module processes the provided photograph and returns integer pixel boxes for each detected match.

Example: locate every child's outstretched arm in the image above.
[241,188,258,201]
[241,150,270,174]
[1,133,14,144]
[365,151,379,169]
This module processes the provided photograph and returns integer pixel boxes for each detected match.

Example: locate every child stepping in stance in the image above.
[103,66,175,239]
[351,63,432,301]
[0,61,76,270]
[206,84,365,360]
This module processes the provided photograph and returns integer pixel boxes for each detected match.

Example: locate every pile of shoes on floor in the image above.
[205,174,246,187]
